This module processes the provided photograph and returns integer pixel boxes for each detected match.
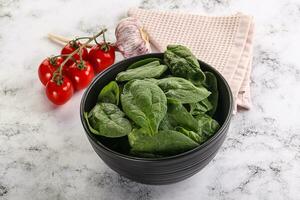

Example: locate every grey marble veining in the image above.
[0,0,300,199]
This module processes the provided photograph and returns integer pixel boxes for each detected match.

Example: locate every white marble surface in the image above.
[0,0,300,199]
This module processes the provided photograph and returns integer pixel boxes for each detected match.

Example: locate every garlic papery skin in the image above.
[115,17,151,58]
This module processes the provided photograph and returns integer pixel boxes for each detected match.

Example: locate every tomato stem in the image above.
[52,72,64,86]
[77,61,86,70]
[78,46,85,70]
[53,28,107,84]
[94,37,100,45]
[49,54,71,66]
[49,56,57,66]
[50,54,69,59]
[69,56,78,64]
[69,40,79,49]
[101,31,109,52]
[75,36,92,41]
[79,47,83,62]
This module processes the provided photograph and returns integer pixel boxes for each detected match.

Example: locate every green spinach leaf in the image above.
[85,103,132,137]
[159,101,199,132]
[195,113,220,136]
[164,45,205,86]
[98,81,120,105]
[204,72,219,117]
[175,127,207,144]
[128,58,161,69]
[189,98,213,115]
[84,112,101,135]
[157,77,210,103]
[116,61,167,82]
[128,128,198,155]
[159,114,175,131]
[121,80,167,135]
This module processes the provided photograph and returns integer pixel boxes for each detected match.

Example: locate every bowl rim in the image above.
[80,53,233,162]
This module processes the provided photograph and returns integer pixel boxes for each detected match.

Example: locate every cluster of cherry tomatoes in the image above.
[38,31,115,105]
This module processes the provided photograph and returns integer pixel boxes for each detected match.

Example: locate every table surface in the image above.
[0,0,300,199]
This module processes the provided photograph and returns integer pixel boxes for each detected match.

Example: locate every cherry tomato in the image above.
[61,41,89,66]
[45,76,74,105]
[67,61,94,91]
[38,57,64,86]
[88,43,115,74]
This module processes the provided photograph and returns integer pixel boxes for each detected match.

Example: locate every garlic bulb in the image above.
[115,17,151,58]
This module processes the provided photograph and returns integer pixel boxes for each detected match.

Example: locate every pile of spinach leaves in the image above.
[85,45,220,157]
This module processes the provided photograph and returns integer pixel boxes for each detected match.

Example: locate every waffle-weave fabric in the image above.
[128,8,254,112]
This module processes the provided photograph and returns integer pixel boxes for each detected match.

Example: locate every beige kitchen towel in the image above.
[128,8,254,112]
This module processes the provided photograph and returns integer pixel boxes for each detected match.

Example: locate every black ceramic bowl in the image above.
[80,53,233,185]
